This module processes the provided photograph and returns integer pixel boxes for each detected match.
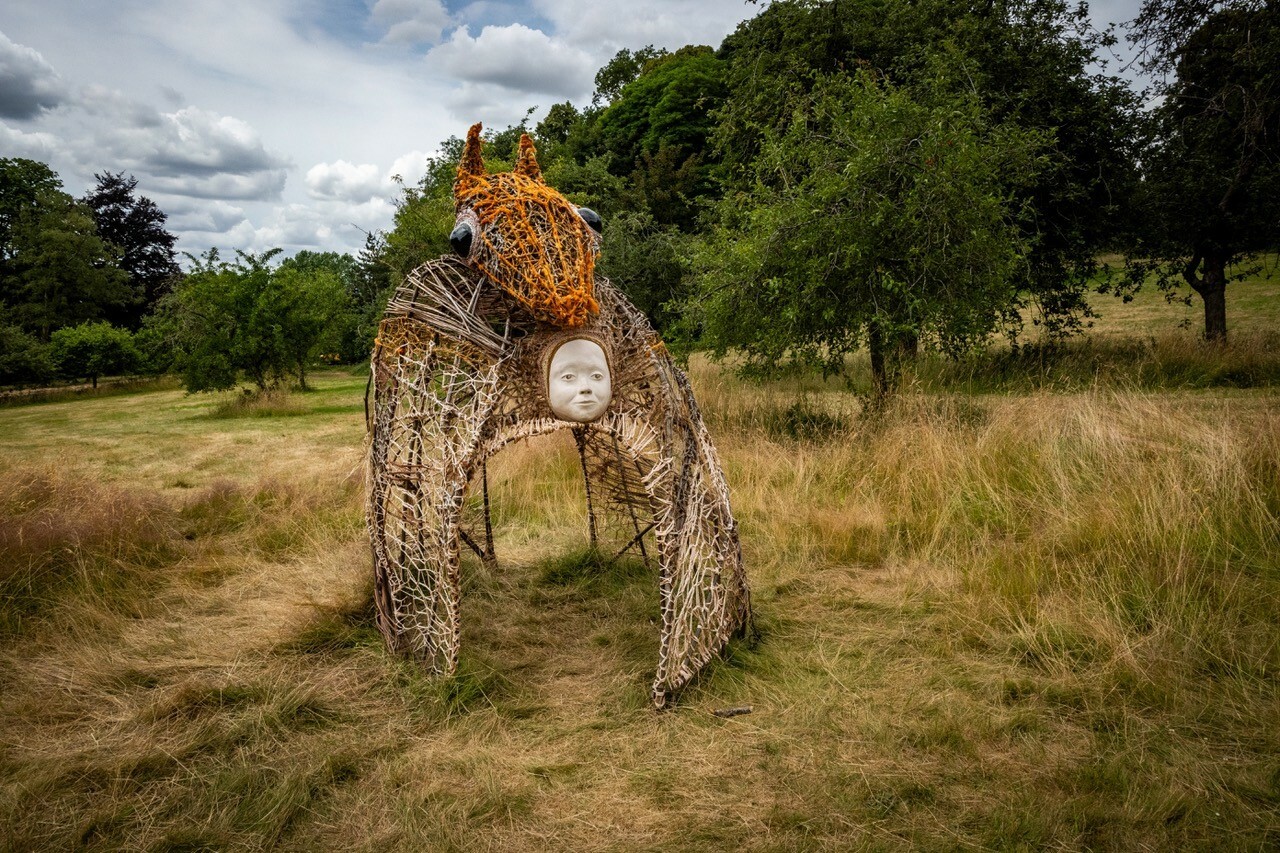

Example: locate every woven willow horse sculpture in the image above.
[366,124,751,707]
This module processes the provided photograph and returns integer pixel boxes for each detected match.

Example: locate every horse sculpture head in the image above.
[450,122,601,328]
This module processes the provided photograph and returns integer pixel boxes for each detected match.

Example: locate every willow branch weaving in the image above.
[366,124,751,707]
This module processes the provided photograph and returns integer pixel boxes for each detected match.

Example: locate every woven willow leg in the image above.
[367,314,503,677]
[481,461,497,569]
[573,427,599,550]
[649,366,752,707]
[368,360,467,674]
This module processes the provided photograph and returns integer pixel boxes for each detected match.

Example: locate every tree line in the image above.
[0,161,387,390]
[2,0,1275,397]
[369,0,1276,396]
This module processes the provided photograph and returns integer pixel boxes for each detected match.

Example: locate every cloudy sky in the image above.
[1,0,1142,261]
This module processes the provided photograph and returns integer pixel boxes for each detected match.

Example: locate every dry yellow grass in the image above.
[1,364,1277,850]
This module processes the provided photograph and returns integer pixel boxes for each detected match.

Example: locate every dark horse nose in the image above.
[450,221,473,256]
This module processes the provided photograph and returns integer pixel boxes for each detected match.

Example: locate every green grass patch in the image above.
[535,546,650,592]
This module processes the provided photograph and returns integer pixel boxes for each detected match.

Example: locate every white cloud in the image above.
[231,196,397,255]
[152,108,288,177]
[386,150,429,186]
[248,203,334,249]
[426,24,595,97]
[527,0,755,53]
[306,160,383,202]
[147,170,287,202]
[163,198,247,233]
[0,30,68,119]
[0,121,62,162]
[438,81,541,126]
[158,85,184,108]
[306,151,431,202]
[78,84,163,128]
[87,105,290,200]
[342,196,398,231]
[371,0,452,45]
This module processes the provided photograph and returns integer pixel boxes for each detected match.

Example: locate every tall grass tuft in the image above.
[913,330,1280,393]
[209,387,306,419]
[0,470,184,636]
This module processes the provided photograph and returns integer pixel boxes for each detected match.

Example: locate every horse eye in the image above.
[449,221,473,256]
[578,207,603,234]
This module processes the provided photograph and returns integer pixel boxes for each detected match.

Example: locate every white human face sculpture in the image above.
[547,338,612,422]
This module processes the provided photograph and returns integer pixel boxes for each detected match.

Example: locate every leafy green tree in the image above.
[542,155,627,217]
[1127,0,1265,76]
[0,321,53,386]
[0,158,61,263]
[598,211,687,332]
[580,45,730,232]
[628,145,707,230]
[131,319,175,376]
[592,45,669,106]
[280,250,357,290]
[4,189,131,341]
[80,172,180,328]
[279,249,369,363]
[261,264,348,389]
[162,248,346,393]
[160,249,276,392]
[340,233,397,362]
[536,101,583,145]
[2,160,133,341]
[952,3,1142,337]
[1123,3,1279,340]
[596,45,725,181]
[712,0,1140,337]
[689,71,1044,398]
[49,321,139,388]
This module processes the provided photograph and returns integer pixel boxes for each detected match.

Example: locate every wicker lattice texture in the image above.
[454,125,599,327]
[367,132,750,707]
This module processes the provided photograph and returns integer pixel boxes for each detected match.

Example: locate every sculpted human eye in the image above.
[592,372,604,380]
[561,373,575,381]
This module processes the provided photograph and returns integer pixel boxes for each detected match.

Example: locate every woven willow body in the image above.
[366,126,751,707]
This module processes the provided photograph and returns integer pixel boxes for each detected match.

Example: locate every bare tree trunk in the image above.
[1201,277,1227,342]
[868,322,890,405]
[1184,250,1228,343]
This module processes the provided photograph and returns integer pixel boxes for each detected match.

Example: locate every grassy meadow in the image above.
[1,278,1278,850]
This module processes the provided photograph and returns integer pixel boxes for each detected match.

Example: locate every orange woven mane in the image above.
[454,124,599,328]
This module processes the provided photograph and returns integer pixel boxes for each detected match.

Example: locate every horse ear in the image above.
[514,133,542,181]
[456,123,484,186]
